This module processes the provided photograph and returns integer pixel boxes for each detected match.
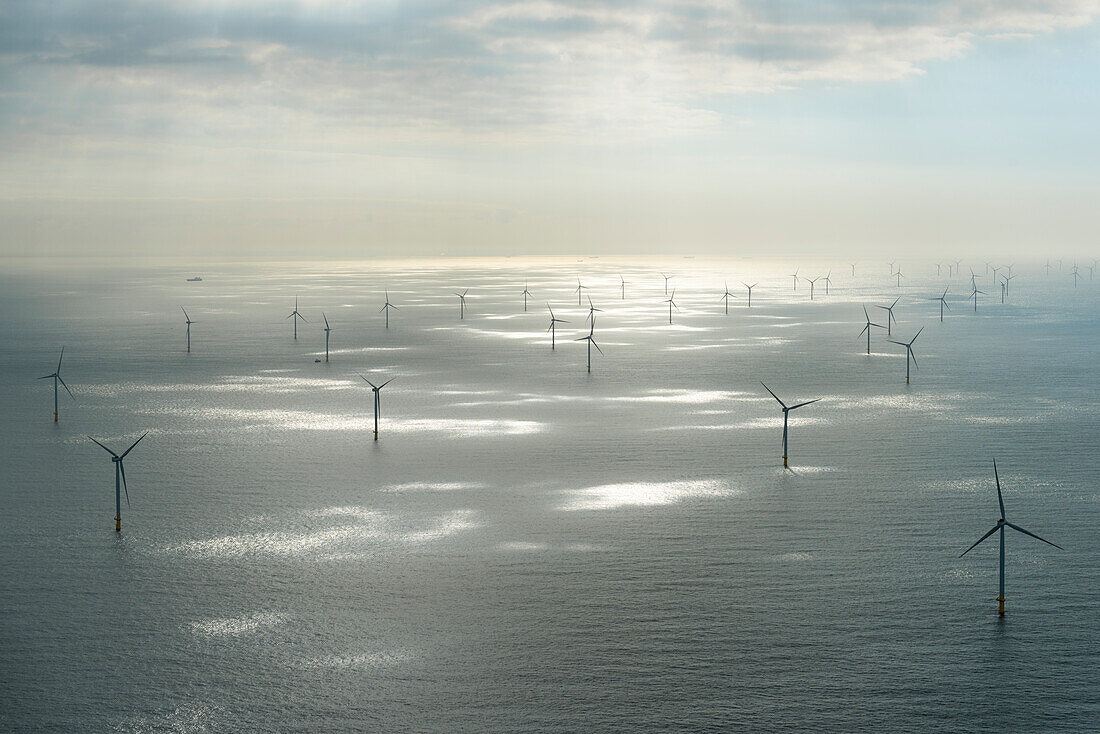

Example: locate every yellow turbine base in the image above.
[54,411,58,422]
[783,455,788,467]
[115,516,121,532]
[998,595,1005,616]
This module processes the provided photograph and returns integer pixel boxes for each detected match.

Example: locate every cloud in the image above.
[1,1,1096,148]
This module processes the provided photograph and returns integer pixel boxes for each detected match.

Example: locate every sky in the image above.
[1,0,1098,259]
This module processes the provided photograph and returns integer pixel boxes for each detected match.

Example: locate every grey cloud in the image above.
[0,0,1096,147]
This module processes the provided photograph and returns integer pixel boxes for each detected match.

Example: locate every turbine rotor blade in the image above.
[57,374,75,399]
[788,398,820,410]
[993,458,1005,518]
[120,432,148,458]
[1005,521,1063,550]
[58,347,65,372]
[759,382,786,408]
[120,460,131,509]
[88,436,118,457]
[959,523,1001,557]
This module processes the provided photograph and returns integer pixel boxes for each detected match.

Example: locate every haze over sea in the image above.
[1,256,1097,732]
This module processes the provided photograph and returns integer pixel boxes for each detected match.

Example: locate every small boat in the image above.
[186,276,203,282]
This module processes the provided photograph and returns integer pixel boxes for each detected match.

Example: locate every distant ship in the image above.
[186,276,203,282]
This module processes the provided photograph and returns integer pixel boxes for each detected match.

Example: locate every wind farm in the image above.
[4,256,1093,733]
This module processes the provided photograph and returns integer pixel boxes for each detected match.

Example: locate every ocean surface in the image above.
[0,256,1097,732]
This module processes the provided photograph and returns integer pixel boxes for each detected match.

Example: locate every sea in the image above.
[0,256,1097,732]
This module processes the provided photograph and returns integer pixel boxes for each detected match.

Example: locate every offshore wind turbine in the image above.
[894,269,905,288]
[760,382,820,468]
[40,347,74,422]
[743,282,758,307]
[888,326,923,384]
[521,281,532,312]
[936,262,943,276]
[546,304,567,349]
[1070,266,1080,288]
[322,312,332,362]
[619,274,626,300]
[806,276,820,300]
[789,268,799,291]
[88,433,147,532]
[720,283,735,314]
[287,297,307,339]
[875,297,900,335]
[960,459,1062,616]
[575,278,588,305]
[664,289,680,324]
[181,307,194,353]
[662,273,673,295]
[970,287,986,312]
[858,306,885,354]
[823,271,832,295]
[931,288,950,322]
[455,289,469,319]
[359,375,393,440]
[850,263,857,276]
[380,290,398,328]
[576,324,602,373]
[585,297,603,327]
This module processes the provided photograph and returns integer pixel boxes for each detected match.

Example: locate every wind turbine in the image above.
[521,281,532,312]
[1044,259,1052,277]
[960,459,1062,616]
[380,290,398,328]
[455,289,469,319]
[936,262,943,276]
[743,282,758,308]
[789,268,799,291]
[888,326,923,384]
[851,263,857,276]
[181,307,194,353]
[888,260,896,274]
[88,433,147,532]
[1071,267,1080,288]
[575,278,588,306]
[720,283,735,314]
[970,287,986,312]
[322,312,332,362]
[931,288,950,322]
[806,276,820,300]
[990,265,1001,286]
[585,297,603,327]
[999,279,1007,304]
[894,269,905,288]
[40,347,74,422]
[575,324,602,373]
[287,297,307,339]
[823,271,832,295]
[875,297,900,336]
[359,375,393,440]
[664,289,680,324]
[661,273,673,295]
[619,274,626,300]
[970,269,978,292]
[760,382,820,468]
[546,304,567,349]
[857,306,885,354]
